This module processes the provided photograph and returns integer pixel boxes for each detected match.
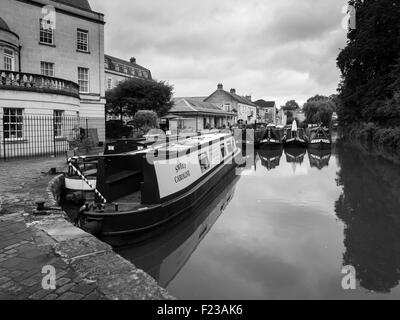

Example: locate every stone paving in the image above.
[0,158,105,300]
[0,157,173,300]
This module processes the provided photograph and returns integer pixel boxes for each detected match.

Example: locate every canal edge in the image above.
[26,173,176,300]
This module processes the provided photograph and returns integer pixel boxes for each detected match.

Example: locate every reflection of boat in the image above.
[284,147,306,164]
[259,125,284,149]
[258,147,283,170]
[307,125,332,150]
[116,169,240,286]
[308,148,332,169]
[75,133,240,239]
[283,121,308,148]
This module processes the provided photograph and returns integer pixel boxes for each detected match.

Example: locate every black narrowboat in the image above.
[74,133,240,239]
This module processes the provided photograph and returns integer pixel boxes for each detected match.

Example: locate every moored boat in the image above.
[259,124,284,149]
[74,132,240,238]
[283,121,308,148]
[307,125,332,149]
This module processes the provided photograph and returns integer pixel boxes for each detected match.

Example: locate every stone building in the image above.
[167,97,236,132]
[204,84,258,124]
[254,99,277,124]
[0,0,106,158]
[104,55,152,91]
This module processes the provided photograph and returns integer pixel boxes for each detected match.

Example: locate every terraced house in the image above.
[0,0,105,159]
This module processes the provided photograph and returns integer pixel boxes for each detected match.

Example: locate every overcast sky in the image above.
[92,0,349,107]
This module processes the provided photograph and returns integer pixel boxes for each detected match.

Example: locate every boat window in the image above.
[220,143,225,158]
[198,152,210,173]
[226,140,234,154]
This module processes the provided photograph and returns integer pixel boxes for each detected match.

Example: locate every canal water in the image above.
[116,139,400,300]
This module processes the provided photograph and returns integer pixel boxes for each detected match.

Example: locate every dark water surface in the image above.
[117,141,400,300]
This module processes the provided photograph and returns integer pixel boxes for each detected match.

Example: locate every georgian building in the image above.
[104,55,152,91]
[204,84,258,124]
[0,0,105,158]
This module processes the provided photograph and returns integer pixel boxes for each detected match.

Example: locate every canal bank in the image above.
[0,158,173,300]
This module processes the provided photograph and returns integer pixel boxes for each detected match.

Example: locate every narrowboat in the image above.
[283,121,308,148]
[258,147,283,171]
[307,125,332,149]
[73,132,240,239]
[259,124,284,148]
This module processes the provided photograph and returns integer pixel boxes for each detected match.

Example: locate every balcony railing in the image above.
[0,70,80,98]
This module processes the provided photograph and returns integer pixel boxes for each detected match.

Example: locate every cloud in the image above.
[91,0,348,107]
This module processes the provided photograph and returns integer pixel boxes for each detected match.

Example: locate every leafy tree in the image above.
[307,95,329,103]
[337,0,400,125]
[283,100,300,111]
[131,110,159,133]
[106,78,174,120]
[303,100,335,126]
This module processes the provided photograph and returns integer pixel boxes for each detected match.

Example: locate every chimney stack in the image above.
[245,95,252,101]
[230,88,236,94]
[217,83,223,90]
[130,57,136,64]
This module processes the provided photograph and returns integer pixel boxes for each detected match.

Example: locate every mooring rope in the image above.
[68,161,107,204]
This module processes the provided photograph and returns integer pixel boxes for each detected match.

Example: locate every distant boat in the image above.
[307,125,332,150]
[283,121,308,148]
[259,124,285,148]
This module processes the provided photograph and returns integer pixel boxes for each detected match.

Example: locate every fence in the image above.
[0,115,104,160]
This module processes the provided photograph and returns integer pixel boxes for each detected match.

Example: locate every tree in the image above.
[303,100,335,126]
[337,0,400,125]
[131,110,159,133]
[307,95,329,103]
[283,100,300,111]
[106,78,174,120]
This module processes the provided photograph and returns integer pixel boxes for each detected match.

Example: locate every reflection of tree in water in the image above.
[335,143,400,293]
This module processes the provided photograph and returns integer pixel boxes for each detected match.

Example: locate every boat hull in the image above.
[308,140,332,150]
[259,140,283,149]
[283,138,307,148]
[80,154,239,239]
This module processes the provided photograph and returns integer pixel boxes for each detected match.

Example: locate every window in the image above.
[142,71,148,78]
[77,30,89,52]
[53,110,64,137]
[3,108,23,140]
[3,49,14,71]
[40,19,54,45]
[78,67,89,93]
[107,78,112,90]
[40,61,55,77]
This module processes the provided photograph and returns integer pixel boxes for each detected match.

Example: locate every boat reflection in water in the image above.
[257,147,283,171]
[116,168,240,288]
[308,148,332,170]
[284,147,307,164]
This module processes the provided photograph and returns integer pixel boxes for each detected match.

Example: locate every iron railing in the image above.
[0,115,105,160]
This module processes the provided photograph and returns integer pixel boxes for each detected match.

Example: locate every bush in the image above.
[106,120,132,139]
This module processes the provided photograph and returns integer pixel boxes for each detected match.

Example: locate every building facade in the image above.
[204,84,258,124]
[167,97,236,133]
[254,99,277,124]
[0,0,105,158]
[104,55,152,91]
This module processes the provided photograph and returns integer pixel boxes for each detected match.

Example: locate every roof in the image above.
[254,100,276,109]
[104,55,151,73]
[171,98,236,116]
[0,17,10,32]
[205,88,258,107]
[52,0,92,11]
